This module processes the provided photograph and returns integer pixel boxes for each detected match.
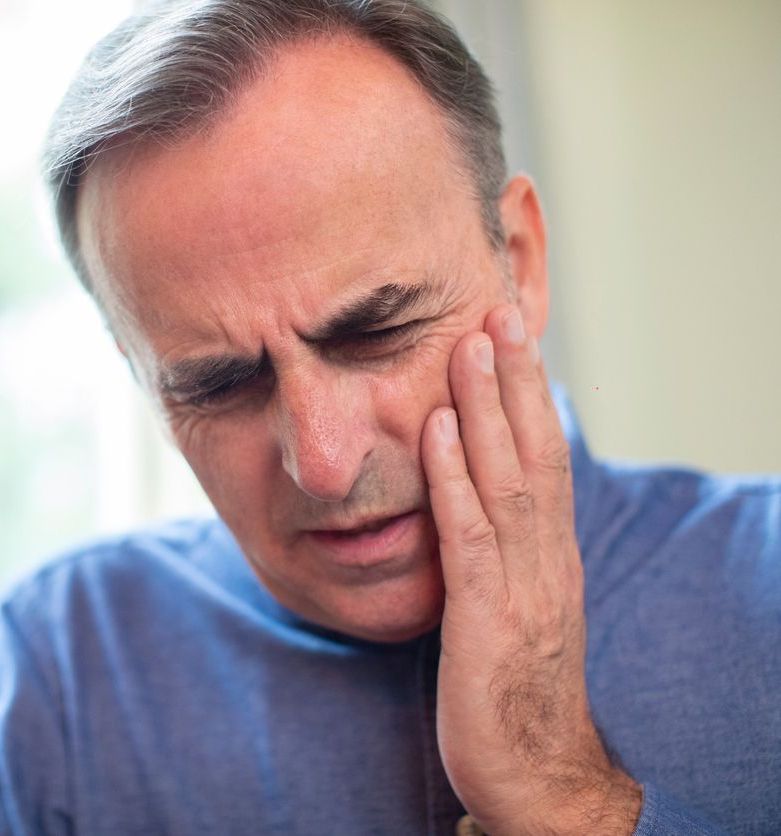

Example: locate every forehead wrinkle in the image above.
[140,38,460,260]
[77,36,489,376]
[154,269,459,391]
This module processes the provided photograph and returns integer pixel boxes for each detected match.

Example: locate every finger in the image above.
[484,305,575,550]
[420,406,505,606]
[446,332,539,576]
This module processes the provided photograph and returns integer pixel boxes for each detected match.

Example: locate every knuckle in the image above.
[457,515,498,557]
[518,607,568,659]
[491,476,536,518]
[533,439,572,477]
[536,604,567,643]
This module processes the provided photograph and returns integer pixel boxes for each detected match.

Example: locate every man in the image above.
[1,1,778,833]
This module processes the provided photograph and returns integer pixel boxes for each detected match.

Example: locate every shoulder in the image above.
[557,379,779,611]
[0,517,225,648]
[589,458,780,556]
[555,382,780,567]
[584,461,781,621]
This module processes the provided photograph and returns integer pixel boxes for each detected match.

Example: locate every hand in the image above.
[421,304,642,836]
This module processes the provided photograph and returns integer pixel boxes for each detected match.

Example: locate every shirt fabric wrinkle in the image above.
[0,384,776,835]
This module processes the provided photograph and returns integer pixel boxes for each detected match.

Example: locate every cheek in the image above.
[170,411,276,517]
[372,341,454,444]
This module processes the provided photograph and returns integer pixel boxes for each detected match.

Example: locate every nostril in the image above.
[276,381,370,502]
[281,433,360,503]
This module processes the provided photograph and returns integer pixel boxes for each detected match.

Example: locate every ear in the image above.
[499,175,549,339]
[114,337,142,384]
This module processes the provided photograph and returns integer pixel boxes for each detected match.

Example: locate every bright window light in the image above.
[0,0,212,589]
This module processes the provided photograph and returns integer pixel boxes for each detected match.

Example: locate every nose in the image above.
[276,371,373,503]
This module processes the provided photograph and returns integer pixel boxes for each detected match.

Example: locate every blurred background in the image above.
[1,0,779,587]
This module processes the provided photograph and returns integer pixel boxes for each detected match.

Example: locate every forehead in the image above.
[77,35,485,347]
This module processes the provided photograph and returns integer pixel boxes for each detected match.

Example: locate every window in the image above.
[0,0,210,588]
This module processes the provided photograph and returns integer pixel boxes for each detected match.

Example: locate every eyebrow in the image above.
[302,280,440,342]
[158,353,267,400]
[158,279,444,398]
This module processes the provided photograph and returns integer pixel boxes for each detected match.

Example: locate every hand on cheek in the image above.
[421,304,642,836]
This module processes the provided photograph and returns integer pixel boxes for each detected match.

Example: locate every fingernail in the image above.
[475,341,494,374]
[438,409,459,444]
[503,308,525,344]
[528,336,541,367]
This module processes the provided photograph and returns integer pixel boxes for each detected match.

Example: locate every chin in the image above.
[353,604,444,644]
[322,563,446,644]
[252,536,446,644]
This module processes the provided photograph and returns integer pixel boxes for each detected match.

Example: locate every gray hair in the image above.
[43,0,508,297]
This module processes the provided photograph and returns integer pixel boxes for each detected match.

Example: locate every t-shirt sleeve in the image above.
[633,783,730,835]
[0,602,73,835]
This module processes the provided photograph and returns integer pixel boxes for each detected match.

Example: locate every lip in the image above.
[305,510,421,566]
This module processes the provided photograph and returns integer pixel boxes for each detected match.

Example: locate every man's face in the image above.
[78,37,517,642]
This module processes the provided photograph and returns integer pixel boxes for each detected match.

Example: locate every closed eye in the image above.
[183,377,267,408]
[188,382,242,407]
[174,368,272,409]
[353,320,422,344]
[316,319,424,365]
[171,320,426,409]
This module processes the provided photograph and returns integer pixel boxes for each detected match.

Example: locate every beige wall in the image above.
[440,0,781,473]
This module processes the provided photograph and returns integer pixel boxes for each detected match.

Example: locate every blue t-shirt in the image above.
[1,391,779,835]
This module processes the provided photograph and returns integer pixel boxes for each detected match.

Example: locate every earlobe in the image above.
[499,175,550,339]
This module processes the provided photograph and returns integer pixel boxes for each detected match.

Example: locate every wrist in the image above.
[517,767,643,836]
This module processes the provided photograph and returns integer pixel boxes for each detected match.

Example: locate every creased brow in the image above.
[303,281,440,342]
[158,353,267,399]
[157,278,447,396]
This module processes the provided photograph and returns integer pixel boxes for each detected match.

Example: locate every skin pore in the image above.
[76,33,549,643]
